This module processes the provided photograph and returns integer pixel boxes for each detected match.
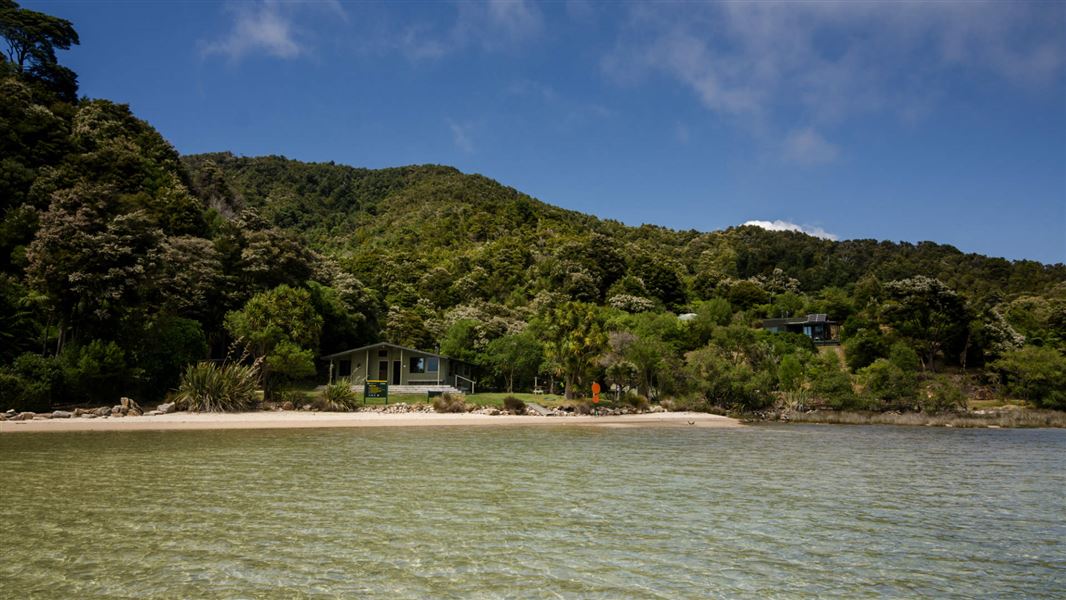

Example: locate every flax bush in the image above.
[174,360,259,412]
[433,392,468,413]
[316,381,360,412]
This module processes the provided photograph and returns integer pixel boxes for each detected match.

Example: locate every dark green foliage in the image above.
[882,276,970,369]
[809,352,860,410]
[0,2,1064,414]
[684,344,774,410]
[778,354,804,392]
[63,339,130,405]
[727,280,770,310]
[485,331,543,393]
[225,284,322,398]
[859,358,917,409]
[846,331,889,372]
[0,0,80,100]
[921,375,968,413]
[135,316,208,399]
[992,346,1066,410]
[0,352,63,411]
[502,395,526,413]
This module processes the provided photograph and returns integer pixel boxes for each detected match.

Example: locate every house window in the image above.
[427,357,439,372]
[410,357,426,373]
[378,349,389,357]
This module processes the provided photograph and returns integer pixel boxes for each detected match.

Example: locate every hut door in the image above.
[392,361,401,384]
[378,360,388,381]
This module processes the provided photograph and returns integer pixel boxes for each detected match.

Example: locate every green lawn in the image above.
[275,384,571,408]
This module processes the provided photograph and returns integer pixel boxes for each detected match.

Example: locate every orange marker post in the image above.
[591,382,601,404]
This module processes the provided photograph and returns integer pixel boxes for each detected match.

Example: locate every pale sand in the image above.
[0,411,740,434]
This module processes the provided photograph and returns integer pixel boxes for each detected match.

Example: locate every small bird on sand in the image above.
[687,420,695,425]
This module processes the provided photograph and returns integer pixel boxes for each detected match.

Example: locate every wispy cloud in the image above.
[743,220,839,241]
[782,127,838,165]
[448,119,475,153]
[605,1,1065,163]
[201,0,347,63]
[391,0,544,61]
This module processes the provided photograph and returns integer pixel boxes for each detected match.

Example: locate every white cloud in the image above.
[201,0,347,62]
[782,127,838,165]
[448,120,474,153]
[391,0,544,61]
[605,2,1065,160]
[743,220,839,241]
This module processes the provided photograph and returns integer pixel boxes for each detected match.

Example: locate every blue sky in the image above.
[29,0,1066,263]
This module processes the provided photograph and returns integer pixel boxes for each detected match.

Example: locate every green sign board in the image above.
[364,380,388,402]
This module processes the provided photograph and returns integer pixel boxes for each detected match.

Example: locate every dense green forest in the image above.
[2,2,1064,413]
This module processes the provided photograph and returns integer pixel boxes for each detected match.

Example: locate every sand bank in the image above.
[0,410,740,433]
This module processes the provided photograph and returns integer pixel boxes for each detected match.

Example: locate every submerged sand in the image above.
[0,410,740,433]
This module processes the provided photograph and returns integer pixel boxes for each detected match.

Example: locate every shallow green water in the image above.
[1,425,1063,598]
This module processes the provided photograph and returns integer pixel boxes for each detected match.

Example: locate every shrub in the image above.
[502,395,526,413]
[810,352,860,409]
[889,342,921,373]
[846,332,889,372]
[859,358,918,410]
[275,389,306,408]
[778,354,804,392]
[64,339,131,405]
[0,353,64,412]
[623,393,650,411]
[433,392,468,413]
[174,360,259,412]
[316,381,359,412]
[921,376,968,413]
[137,316,208,400]
[992,346,1066,410]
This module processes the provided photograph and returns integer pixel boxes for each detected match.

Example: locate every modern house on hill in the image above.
[321,342,475,393]
[758,314,840,344]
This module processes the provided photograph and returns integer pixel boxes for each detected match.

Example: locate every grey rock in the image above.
[15,412,35,421]
[94,406,111,417]
[51,410,73,419]
[111,406,123,415]
[128,408,142,417]
[281,401,295,411]
[157,402,176,414]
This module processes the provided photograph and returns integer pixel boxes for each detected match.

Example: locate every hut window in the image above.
[427,357,439,372]
[410,357,426,373]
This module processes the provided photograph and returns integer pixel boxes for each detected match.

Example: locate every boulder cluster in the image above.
[0,398,178,421]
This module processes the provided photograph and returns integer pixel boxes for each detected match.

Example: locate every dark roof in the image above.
[759,314,836,327]
[320,342,455,361]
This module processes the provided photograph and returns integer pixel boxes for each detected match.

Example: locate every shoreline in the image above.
[0,410,740,434]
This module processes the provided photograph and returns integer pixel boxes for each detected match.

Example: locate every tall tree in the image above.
[881,276,969,370]
[225,284,322,398]
[0,0,79,100]
[542,302,606,399]
[485,330,543,393]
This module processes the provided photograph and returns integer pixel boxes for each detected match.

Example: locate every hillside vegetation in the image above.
[2,1,1064,414]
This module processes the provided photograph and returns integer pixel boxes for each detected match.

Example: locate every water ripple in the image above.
[1,425,1063,598]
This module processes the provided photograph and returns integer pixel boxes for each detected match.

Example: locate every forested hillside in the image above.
[2,1,1064,413]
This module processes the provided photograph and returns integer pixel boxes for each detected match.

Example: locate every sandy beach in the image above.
[0,410,740,433]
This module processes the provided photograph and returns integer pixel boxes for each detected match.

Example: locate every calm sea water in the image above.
[1,424,1063,598]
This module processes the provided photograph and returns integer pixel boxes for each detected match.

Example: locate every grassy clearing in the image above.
[464,392,565,407]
